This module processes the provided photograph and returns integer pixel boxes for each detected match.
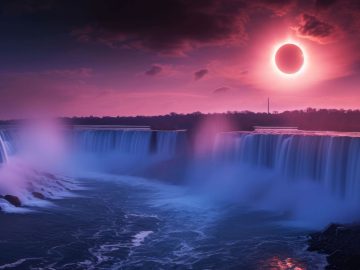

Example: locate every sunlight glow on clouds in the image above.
[0,0,359,118]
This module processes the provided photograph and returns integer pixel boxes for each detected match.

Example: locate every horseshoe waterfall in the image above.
[0,126,359,269]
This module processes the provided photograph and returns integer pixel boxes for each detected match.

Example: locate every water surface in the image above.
[0,175,326,269]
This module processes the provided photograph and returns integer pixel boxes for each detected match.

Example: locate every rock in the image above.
[3,195,21,207]
[308,223,360,269]
[32,192,45,200]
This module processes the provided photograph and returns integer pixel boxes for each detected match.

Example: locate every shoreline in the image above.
[308,223,360,269]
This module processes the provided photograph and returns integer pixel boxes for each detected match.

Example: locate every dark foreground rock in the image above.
[3,195,22,207]
[32,192,45,200]
[308,223,360,270]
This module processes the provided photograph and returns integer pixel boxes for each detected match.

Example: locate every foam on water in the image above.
[132,231,154,247]
[0,258,41,269]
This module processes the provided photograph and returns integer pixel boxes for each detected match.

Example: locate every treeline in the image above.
[1,108,360,132]
[64,108,360,132]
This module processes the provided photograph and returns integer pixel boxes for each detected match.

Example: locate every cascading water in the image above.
[1,126,357,268]
[0,129,17,157]
[75,129,153,155]
[74,128,187,158]
[71,128,188,176]
[0,125,80,212]
[0,131,8,164]
[213,131,360,203]
[151,130,187,157]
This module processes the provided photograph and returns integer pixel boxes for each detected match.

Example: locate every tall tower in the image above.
[267,98,270,114]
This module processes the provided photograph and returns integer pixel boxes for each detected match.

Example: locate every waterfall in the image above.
[0,131,8,163]
[75,129,153,155]
[213,132,360,201]
[74,128,187,158]
[0,129,15,163]
[152,130,187,157]
[0,126,80,212]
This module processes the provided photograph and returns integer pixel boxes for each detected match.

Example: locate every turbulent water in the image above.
[0,175,326,270]
[1,126,359,269]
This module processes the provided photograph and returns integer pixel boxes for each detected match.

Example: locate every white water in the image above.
[213,132,360,202]
[74,129,186,158]
[75,129,153,155]
[132,231,154,247]
[2,125,358,269]
[0,124,80,212]
[72,129,187,174]
[1,125,360,226]
[71,128,360,226]
[0,131,10,164]
[189,131,360,227]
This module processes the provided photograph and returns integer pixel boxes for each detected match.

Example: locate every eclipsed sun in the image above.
[274,43,305,75]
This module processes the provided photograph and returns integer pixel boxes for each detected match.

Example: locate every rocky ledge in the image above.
[0,194,22,207]
[308,223,360,270]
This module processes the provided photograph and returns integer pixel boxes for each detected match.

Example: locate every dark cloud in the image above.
[145,65,162,76]
[194,69,208,80]
[71,0,249,55]
[1,0,359,55]
[315,0,337,9]
[1,0,54,14]
[251,0,296,16]
[213,87,230,94]
[295,13,336,43]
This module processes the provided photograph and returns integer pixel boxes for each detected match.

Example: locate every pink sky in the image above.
[0,0,359,119]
